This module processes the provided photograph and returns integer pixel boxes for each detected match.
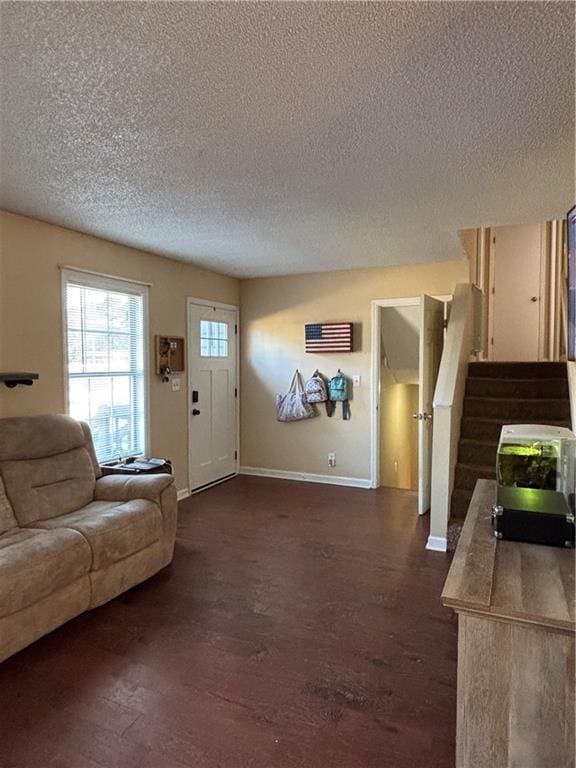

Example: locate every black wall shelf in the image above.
[0,372,39,388]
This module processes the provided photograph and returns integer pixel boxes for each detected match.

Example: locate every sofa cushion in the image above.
[0,414,98,526]
[0,527,91,618]
[33,499,163,570]
[0,476,17,536]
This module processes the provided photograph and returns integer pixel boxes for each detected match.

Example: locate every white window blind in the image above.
[62,270,148,463]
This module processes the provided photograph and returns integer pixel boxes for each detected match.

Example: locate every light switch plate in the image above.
[352,374,361,386]
[171,377,181,392]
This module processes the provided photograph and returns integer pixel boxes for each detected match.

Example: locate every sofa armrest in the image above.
[94,474,178,547]
[94,474,174,504]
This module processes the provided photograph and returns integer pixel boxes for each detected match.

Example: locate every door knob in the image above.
[530,296,539,302]
[412,412,421,420]
[192,409,201,416]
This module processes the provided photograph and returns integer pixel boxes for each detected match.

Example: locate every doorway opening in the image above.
[370,295,451,514]
[379,305,420,493]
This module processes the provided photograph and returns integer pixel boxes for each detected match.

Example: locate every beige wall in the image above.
[380,383,418,490]
[240,260,468,481]
[0,211,239,491]
[0,211,469,489]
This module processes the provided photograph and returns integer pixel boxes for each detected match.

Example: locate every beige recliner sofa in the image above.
[0,414,177,663]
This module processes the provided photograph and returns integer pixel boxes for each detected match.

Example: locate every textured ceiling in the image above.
[0,2,574,278]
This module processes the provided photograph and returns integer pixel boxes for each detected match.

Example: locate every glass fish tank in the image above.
[496,425,575,514]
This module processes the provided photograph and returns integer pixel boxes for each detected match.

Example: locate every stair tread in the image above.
[468,362,567,379]
[455,462,496,472]
[467,376,567,381]
[469,362,566,368]
[464,395,569,403]
[465,377,570,400]
[462,416,570,423]
[460,437,498,445]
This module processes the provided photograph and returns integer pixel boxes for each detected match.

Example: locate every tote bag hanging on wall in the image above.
[276,370,317,422]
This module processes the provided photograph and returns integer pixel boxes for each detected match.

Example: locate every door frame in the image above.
[369,295,452,491]
[186,297,240,494]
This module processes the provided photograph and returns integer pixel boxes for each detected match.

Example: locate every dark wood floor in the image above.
[0,476,458,768]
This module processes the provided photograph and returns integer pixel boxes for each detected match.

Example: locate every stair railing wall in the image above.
[427,283,483,552]
[568,362,576,434]
[559,224,574,433]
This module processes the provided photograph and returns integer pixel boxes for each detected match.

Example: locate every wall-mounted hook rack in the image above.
[155,336,185,382]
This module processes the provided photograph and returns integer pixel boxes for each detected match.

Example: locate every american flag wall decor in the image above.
[305,323,353,353]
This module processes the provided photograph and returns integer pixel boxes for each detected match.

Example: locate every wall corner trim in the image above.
[426,535,448,552]
[239,466,372,489]
[177,488,191,501]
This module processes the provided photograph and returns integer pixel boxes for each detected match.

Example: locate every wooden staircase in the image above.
[451,362,572,520]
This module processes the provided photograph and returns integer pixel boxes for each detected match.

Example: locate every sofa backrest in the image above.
[0,414,102,526]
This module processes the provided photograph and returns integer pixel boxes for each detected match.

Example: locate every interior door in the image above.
[188,302,238,491]
[417,295,445,515]
[492,224,543,361]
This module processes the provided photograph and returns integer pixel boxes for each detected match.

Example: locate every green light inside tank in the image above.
[499,444,542,457]
[498,442,558,458]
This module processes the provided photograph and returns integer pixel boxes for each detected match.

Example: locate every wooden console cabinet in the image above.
[442,479,575,768]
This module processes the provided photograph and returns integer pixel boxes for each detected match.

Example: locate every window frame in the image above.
[61,267,151,463]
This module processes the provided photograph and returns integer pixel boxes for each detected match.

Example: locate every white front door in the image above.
[492,223,543,361]
[188,301,238,491]
[417,295,445,515]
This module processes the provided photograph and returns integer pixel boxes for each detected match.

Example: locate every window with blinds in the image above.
[62,270,149,463]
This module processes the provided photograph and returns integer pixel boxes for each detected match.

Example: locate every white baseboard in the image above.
[426,535,448,552]
[239,466,371,489]
[190,473,237,495]
[177,488,191,501]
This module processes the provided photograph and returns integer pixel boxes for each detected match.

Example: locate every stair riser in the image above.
[454,464,497,491]
[468,362,567,380]
[461,418,572,442]
[461,419,504,442]
[466,378,569,400]
[463,398,571,421]
[451,489,474,520]
[458,441,498,467]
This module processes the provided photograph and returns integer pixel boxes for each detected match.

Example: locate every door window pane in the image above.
[200,320,229,357]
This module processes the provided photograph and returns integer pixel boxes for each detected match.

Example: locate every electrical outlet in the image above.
[352,374,361,386]
[328,452,336,468]
[171,377,181,392]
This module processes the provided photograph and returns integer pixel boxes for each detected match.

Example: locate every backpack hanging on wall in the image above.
[304,370,334,417]
[329,370,350,420]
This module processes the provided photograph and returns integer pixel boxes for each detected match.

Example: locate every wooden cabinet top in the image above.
[442,479,575,633]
